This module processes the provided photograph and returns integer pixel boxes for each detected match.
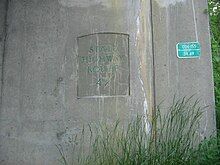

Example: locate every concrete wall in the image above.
[152,0,216,138]
[0,0,153,164]
[0,0,216,164]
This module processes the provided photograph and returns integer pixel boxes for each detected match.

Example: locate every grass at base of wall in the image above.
[57,97,220,165]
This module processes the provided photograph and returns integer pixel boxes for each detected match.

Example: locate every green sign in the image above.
[176,42,201,58]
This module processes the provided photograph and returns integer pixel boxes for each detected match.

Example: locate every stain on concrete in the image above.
[135,0,153,133]
[155,0,186,7]
[58,0,111,8]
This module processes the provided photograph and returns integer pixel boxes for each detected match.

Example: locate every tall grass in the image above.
[57,97,219,165]
[208,0,220,130]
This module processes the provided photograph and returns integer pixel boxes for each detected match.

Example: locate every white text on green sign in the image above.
[176,42,201,59]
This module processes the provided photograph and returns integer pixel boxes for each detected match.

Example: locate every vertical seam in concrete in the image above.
[149,0,157,140]
[149,0,156,112]
[0,0,9,109]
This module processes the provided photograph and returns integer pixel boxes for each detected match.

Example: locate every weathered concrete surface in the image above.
[152,0,216,138]
[0,0,153,164]
[0,0,216,164]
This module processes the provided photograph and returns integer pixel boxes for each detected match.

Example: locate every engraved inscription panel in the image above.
[77,33,130,98]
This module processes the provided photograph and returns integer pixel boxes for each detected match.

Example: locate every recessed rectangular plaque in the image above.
[77,33,130,98]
